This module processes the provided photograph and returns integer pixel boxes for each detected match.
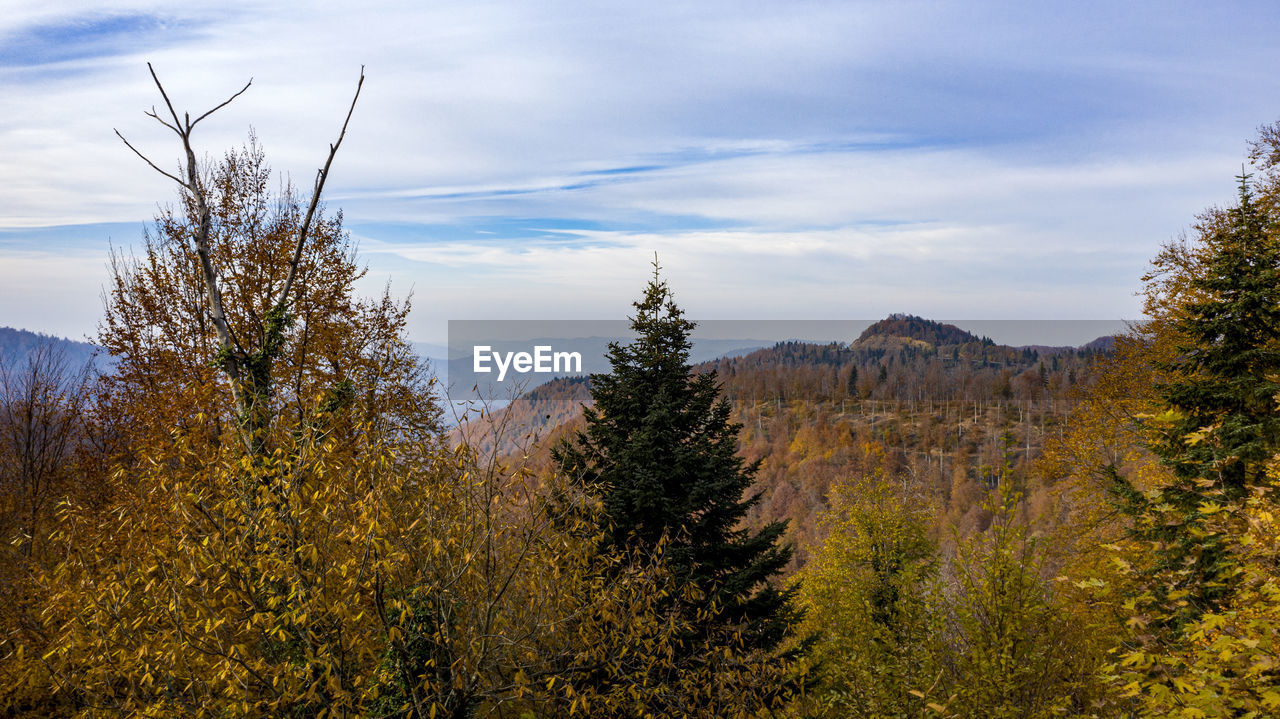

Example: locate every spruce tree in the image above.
[552,262,796,660]
[1154,175,1280,494]
[1126,173,1280,620]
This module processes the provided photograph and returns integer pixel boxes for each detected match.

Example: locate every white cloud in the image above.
[356,218,1149,345]
[2,0,1279,340]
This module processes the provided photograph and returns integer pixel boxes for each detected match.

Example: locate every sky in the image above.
[1,1,1278,345]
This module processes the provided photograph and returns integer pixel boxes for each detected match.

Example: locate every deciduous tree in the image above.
[794,475,942,718]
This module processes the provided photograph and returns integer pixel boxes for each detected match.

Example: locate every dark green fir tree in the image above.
[1116,172,1280,622]
[552,260,797,664]
[1154,174,1280,496]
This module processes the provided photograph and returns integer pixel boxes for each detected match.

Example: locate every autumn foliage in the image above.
[1,71,797,718]
[7,67,1280,717]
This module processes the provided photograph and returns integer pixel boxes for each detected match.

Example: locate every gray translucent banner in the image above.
[443,318,1131,402]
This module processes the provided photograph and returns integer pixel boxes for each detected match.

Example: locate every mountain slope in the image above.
[460,316,1119,572]
[0,327,100,373]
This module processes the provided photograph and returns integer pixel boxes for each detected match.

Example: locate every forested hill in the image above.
[458,317,1117,568]
[0,327,100,373]
[854,314,989,347]
[463,315,1114,445]
[706,317,1108,403]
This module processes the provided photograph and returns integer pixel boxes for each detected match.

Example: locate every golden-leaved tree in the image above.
[1,63,414,716]
[798,471,1110,718]
[937,486,1109,718]
[0,340,96,712]
[94,138,437,464]
[793,475,942,718]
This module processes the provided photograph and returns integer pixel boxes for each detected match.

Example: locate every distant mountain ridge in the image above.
[0,327,101,372]
[457,313,1122,529]
[466,314,1119,404]
[1,317,1119,401]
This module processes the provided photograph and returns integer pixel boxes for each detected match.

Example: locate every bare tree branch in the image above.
[114,129,185,186]
[144,107,182,136]
[123,64,251,427]
[191,78,254,129]
[147,63,184,133]
[273,66,365,311]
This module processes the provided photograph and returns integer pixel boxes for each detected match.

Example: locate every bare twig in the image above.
[144,106,182,135]
[191,78,254,129]
[113,129,185,186]
[147,63,183,132]
[273,65,365,311]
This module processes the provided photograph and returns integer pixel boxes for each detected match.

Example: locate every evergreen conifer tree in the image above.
[552,261,796,661]
[1121,173,1280,621]
[1154,175,1280,494]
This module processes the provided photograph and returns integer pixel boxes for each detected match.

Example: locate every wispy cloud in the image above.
[0,13,192,68]
[2,1,1279,340]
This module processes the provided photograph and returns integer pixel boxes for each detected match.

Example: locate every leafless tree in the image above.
[0,340,90,557]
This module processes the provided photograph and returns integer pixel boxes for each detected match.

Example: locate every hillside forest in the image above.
[3,72,1280,718]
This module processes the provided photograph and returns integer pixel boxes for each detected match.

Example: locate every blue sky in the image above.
[2,1,1278,343]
